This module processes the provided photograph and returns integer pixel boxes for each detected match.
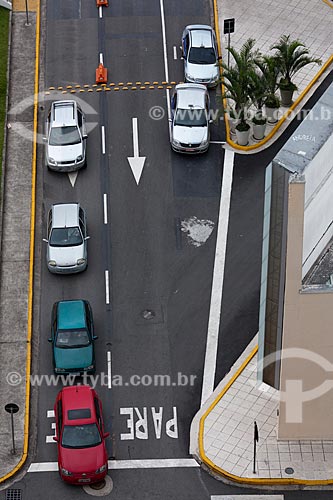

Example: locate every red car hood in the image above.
[60,443,106,473]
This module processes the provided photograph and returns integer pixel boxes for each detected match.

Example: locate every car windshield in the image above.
[174,108,207,127]
[56,329,90,348]
[49,227,83,247]
[49,126,81,146]
[62,423,101,448]
[188,47,216,65]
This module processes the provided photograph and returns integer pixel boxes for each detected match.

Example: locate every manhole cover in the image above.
[90,480,106,490]
[83,476,113,496]
[285,467,294,474]
[141,309,155,320]
[6,490,22,500]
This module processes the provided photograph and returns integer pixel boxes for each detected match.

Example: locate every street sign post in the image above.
[223,18,235,69]
[5,403,19,455]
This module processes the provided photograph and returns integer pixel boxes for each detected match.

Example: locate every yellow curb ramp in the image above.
[213,0,333,153]
[198,344,333,485]
[322,0,333,8]
[0,0,39,486]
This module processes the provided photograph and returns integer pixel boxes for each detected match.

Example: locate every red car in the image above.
[54,385,109,484]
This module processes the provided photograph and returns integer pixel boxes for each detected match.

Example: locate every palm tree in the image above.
[254,55,281,108]
[271,34,322,91]
[221,38,259,131]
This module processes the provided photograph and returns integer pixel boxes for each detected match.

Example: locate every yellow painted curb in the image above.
[198,343,333,485]
[0,0,40,486]
[322,0,333,8]
[213,0,333,152]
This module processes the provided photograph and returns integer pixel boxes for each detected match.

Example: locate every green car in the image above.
[49,300,97,374]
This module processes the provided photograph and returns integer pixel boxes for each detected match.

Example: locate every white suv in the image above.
[44,100,87,172]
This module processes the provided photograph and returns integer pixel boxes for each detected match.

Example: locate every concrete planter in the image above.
[280,88,294,106]
[265,105,279,124]
[235,128,250,146]
[252,121,267,141]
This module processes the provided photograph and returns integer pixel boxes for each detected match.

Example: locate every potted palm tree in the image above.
[248,69,268,141]
[271,35,322,106]
[221,39,259,146]
[255,55,281,123]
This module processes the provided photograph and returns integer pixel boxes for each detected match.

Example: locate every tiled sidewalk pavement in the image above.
[217,0,333,98]
[216,0,333,149]
[199,337,333,480]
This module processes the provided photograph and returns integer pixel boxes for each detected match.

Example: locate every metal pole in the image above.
[25,0,30,26]
[227,33,230,69]
[253,433,256,473]
[10,411,16,454]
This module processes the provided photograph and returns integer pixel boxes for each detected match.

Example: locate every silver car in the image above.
[170,83,211,154]
[181,25,220,87]
[44,100,87,172]
[43,203,89,274]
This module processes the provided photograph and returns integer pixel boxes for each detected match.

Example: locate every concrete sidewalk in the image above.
[215,0,333,151]
[190,336,333,485]
[0,1,38,481]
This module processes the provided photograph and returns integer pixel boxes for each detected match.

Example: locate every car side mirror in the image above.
[209,119,213,124]
[93,335,98,340]
[48,338,53,342]
[42,238,48,243]
[43,136,47,142]
[218,56,222,61]
[168,118,172,122]
[82,133,88,139]
[53,436,58,442]
[84,236,90,241]
[103,432,110,439]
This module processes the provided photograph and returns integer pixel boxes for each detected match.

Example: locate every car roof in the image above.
[175,84,207,109]
[188,26,213,48]
[61,385,96,425]
[52,203,79,228]
[57,300,86,330]
[52,100,77,127]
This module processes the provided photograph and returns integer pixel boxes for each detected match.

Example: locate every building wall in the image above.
[278,180,333,440]
[303,133,333,277]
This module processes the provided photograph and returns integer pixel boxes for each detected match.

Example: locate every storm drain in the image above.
[6,490,22,500]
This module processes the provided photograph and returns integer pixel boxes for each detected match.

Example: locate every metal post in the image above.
[227,33,230,69]
[25,0,31,26]
[10,411,16,454]
[253,420,259,474]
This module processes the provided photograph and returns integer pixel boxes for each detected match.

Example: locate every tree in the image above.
[221,38,260,130]
[271,34,322,90]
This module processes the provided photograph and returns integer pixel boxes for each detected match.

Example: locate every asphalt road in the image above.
[5,0,333,498]
[36,0,224,468]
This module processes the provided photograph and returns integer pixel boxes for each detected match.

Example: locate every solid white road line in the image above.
[159,0,171,131]
[101,125,106,154]
[107,351,112,389]
[103,193,108,224]
[201,149,235,407]
[99,52,104,65]
[173,45,177,60]
[28,458,200,473]
[211,497,284,500]
[47,410,54,418]
[105,270,110,305]
[99,5,102,18]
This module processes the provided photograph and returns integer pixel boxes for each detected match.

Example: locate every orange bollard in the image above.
[96,0,108,7]
[95,63,108,84]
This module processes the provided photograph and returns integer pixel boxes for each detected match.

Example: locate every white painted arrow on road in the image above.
[127,117,146,185]
[68,172,78,187]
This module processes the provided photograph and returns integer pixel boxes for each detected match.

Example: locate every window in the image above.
[62,424,102,448]
[49,227,83,247]
[49,126,81,146]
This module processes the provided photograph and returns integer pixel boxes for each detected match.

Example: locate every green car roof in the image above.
[57,300,86,330]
